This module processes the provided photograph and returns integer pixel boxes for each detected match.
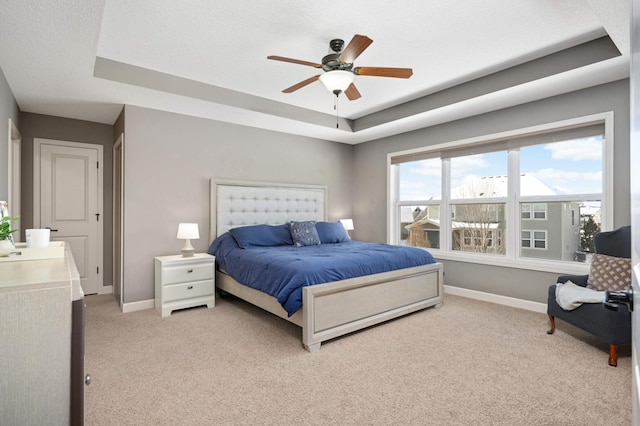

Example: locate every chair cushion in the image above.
[586,253,631,291]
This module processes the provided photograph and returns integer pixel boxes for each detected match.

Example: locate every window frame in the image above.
[522,203,547,220]
[522,229,548,250]
[387,112,614,275]
[533,204,547,220]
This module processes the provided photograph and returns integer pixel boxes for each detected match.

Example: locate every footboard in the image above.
[302,263,443,352]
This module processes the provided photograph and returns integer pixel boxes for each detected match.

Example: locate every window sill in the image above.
[428,249,590,276]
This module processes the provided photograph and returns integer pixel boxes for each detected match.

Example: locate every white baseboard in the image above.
[120,288,545,315]
[444,285,547,314]
[122,299,155,313]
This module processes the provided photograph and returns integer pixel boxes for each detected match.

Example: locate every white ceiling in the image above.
[0,0,630,144]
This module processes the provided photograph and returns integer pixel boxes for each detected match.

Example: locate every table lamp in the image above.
[177,223,199,257]
[340,219,354,237]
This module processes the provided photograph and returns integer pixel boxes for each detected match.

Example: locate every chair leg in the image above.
[608,344,618,367]
[547,314,555,335]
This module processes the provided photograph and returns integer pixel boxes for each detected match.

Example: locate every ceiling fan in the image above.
[267,34,413,101]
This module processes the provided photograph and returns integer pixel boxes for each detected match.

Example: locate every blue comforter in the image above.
[208,233,436,316]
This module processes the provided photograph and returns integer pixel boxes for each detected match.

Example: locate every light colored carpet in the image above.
[85,293,631,425]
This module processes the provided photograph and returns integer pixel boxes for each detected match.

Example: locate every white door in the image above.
[34,139,103,295]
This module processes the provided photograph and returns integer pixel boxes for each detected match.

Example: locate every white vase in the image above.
[0,239,15,251]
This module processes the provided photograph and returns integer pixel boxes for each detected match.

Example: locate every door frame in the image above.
[7,119,21,241]
[113,133,124,308]
[632,0,640,423]
[33,138,104,292]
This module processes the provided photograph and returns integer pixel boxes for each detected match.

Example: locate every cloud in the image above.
[451,154,491,175]
[532,168,602,194]
[535,168,601,182]
[543,137,602,161]
[399,180,440,200]
[407,159,441,177]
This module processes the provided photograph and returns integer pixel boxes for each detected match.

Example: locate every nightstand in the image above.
[154,253,215,317]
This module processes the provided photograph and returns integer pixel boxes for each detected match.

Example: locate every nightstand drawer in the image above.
[163,279,214,302]
[161,263,214,285]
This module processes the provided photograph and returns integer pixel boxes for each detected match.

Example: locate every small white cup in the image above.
[26,228,50,248]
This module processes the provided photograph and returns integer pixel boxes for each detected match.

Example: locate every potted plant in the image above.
[0,215,19,250]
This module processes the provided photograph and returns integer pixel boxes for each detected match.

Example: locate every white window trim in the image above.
[522,229,548,250]
[533,230,548,249]
[532,203,547,220]
[387,112,613,274]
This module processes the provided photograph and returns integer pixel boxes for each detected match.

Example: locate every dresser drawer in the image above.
[161,262,213,285]
[163,279,214,302]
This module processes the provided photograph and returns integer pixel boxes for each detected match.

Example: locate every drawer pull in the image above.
[187,269,194,273]
[187,285,193,290]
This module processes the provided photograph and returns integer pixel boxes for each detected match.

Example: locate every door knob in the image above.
[45,226,59,232]
[604,285,634,312]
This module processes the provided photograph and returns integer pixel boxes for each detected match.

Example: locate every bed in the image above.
[208,179,444,352]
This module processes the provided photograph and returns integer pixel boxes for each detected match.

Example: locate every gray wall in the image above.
[18,112,115,291]
[353,79,630,304]
[0,67,20,202]
[122,105,354,304]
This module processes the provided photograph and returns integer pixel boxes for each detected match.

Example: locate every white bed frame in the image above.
[209,179,444,352]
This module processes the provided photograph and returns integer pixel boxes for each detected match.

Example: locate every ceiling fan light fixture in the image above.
[319,70,354,94]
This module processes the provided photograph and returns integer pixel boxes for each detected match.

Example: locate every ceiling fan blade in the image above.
[282,75,320,93]
[354,67,413,78]
[267,55,322,68]
[345,83,361,101]
[338,34,373,63]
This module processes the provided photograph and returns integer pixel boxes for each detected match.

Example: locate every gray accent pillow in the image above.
[289,221,321,247]
[586,253,631,291]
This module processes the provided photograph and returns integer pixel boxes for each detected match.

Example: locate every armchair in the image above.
[546,225,631,366]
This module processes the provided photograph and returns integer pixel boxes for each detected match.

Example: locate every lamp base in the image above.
[181,239,195,257]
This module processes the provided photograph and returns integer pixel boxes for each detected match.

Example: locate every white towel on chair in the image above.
[555,280,605,311]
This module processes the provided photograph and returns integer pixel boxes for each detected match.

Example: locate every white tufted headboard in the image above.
[209,179,327,241]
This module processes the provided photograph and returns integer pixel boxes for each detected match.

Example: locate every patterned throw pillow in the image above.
[288,221,321,247]
[586,253,631,291]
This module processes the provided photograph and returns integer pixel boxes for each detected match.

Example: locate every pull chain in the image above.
[334,92,340,129]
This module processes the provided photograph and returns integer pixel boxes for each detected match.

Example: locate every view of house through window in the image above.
[393,120,606,265]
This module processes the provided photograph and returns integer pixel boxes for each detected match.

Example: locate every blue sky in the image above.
[399,136,603,200]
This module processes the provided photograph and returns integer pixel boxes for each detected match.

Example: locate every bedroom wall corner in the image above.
[0,65,20,202]
[121,105,354,305]
[352,79,630,304]
[18,112,115,292]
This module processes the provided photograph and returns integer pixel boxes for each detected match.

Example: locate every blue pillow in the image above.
[228,224,293,248]
[315,221,350,244]
[288,221,321,247]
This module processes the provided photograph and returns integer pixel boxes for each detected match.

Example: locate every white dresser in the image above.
[154,253,215,317]
[0,245,85,425]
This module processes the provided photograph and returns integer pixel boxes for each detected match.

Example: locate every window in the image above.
[522,203,547,220]
[533,204,547,220]
[390,114,610,268]
[396,157,441,249]
[522,230,547,249]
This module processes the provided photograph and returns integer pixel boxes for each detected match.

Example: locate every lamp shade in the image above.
[340,219,354,231]
[319,70,355,93]
[177,223,199,240]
